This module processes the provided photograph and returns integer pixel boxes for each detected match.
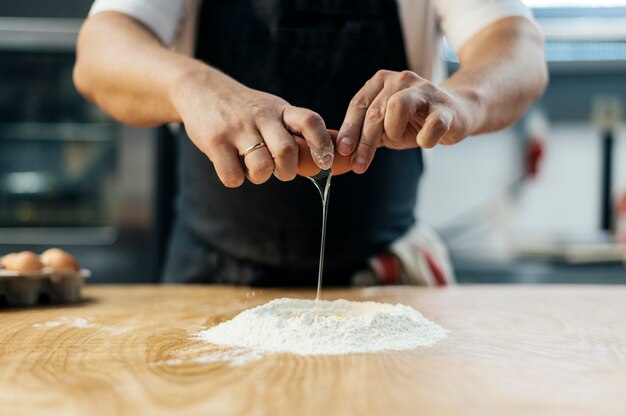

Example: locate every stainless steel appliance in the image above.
[0,17,161,283]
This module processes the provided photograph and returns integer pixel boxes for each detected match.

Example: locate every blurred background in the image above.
[0,1,625,283]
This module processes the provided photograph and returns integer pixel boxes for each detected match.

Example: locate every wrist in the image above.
[444,85,486,136]
[166,59,202,123]
[167,59,244,123]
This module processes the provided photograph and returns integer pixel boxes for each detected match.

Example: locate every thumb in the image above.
[296,130,353,177]
[283,106,334,169]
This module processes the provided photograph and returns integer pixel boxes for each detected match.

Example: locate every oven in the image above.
[0,16,162,283]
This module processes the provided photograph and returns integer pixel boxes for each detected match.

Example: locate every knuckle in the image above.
[365,106,385,123]
[387,95,403,112]
[374,69,391,79]
[254,157,275,175]
[241,135,277,178]
[417,79,435,92]
[431,117,446,131]
[350,95,370,110]
[417,133,437,149]
[252,106,273,122]
[358,139,377,154]
[302,111,324,128]
[398,70,419,83]
[383,130,403,146]
[274,141,298,159]
[207,131,228,147]
[229,120,246,133]
[434,112,453,132]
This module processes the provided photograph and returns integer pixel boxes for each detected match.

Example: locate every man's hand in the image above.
[174,72,333,187]
[74,11,335,188]
[337,70,475,173]
[336,16,547,174]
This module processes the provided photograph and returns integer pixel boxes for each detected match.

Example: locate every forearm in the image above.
[443,16,548,135]
[74,11,338,186]
[74,12,234,127]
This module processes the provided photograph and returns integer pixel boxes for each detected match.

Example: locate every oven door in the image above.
[0,18,160,283]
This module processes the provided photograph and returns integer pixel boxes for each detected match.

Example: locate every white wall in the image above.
[418,122,626,241]
[418,128,521,228]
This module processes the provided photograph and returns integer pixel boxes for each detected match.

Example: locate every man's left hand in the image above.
[337,70,475,174]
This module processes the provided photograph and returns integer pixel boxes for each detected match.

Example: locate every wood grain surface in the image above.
[1,285,626,416]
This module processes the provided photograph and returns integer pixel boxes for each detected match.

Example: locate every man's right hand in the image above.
[172,70,334,187]
[74,12,334,188]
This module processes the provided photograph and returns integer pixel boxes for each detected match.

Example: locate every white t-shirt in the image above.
[89,0,534,82]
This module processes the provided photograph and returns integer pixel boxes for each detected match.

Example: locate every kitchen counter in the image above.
[1,285,625,416]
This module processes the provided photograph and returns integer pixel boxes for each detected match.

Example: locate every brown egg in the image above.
[40,248,80,272]
[2,251,43,273]
[0,253,16,269]
[297,129,353,178]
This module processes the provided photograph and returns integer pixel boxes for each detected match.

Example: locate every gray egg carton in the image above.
[0,268,90,307]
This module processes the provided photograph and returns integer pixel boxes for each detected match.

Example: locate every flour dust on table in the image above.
[196,298,447,356]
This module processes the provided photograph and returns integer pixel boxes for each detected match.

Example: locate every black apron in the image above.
[163,0,423,286]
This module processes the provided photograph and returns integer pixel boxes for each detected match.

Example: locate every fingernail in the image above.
[312,146,334,170]
[338,137,353,155]
[353,155,366,173]
[320,153,333,169]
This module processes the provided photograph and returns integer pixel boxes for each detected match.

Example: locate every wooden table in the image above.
[1,285,626,416]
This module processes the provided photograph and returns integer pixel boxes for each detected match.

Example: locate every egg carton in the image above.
[0,268,90,307]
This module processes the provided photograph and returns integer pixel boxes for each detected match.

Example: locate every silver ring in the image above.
[240,142,267,158]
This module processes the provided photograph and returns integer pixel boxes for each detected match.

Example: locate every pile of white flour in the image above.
[196,298,447,355]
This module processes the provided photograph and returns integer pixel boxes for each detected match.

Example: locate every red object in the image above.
[525,136,544,179]
[619,193,626,213]
[421,248,447,287]
[377,252,400,285]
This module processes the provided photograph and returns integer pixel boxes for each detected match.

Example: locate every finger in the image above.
[384,89,428,146]
[257,121,299,181]
[325,129,353,175]
[239,135,275,184]
[296,130,353,177]
[294,135,321,178]
[337,71,386,156]
[415,108,453,149]
[352,86,399,173]
[207,141,245,188]
[439,125,464,146]
[283,106,333,170]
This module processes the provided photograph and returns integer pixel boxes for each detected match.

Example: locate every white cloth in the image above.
[89,0,533,81]
[90,0,184,46]
[352,224,456,287]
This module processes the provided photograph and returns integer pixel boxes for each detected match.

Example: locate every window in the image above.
[524,1,626,7]
[445,0,626,68]
[527,1,626,67]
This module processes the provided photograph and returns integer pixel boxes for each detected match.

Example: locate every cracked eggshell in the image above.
[297,130,352,178]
